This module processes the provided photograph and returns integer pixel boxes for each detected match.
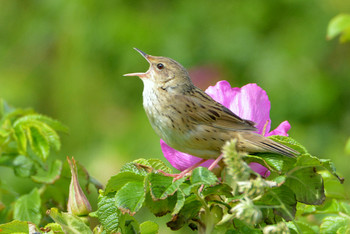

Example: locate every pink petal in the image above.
[206,82,271,134]
[205,80,240,108]
[266,121,290,137]
[249,162,271,178]
[160,140,214,171]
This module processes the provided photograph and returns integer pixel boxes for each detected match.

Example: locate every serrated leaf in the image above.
[96,193,121,233]
[13,155,34,177]
[14,125,27,155]
[145,191,177,217]
[191,167,218,186]
[140,221,158,234]
[147,158,173,174]
[48,208,92,234]
[327,14,350,42]
[31,159,62,184]
[172,190,185,215]
[105,172,144,195]
[148,173,185,200]
[13,187,41,225]
[14,114,68,133]
[0,220,29,233]
[115,181,145,215]
[269,135,308,154]
[285,167,325,205]
[320,216,350,233]
[120,159,151,176]
[27,126,50,161]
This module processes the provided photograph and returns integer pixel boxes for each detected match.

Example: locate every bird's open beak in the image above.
[123,48,151,78]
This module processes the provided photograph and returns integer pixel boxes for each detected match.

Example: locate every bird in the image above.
[124,48,299,176]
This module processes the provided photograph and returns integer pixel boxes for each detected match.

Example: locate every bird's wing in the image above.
[174,89,257,132]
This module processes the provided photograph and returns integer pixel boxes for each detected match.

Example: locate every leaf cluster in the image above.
[93,137,346,233]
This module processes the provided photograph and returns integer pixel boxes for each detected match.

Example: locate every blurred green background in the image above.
[1,0,350,231]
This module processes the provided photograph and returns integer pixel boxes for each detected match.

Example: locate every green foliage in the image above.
[94,139,347,233]
[13,188,41,225]
[327,14,350,43]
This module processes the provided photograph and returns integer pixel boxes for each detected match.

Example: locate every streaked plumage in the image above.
[124,48,299,160]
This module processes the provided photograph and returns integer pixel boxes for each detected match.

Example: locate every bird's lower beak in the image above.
[123,48,151,78]
[123,72,147,78]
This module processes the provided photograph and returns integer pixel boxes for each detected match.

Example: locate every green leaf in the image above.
[202,183,233,198]
[13,155,34,177]
[285,167,325,205]
[14,125,27,155]
[145,191,177,217]
[147,159,173,174]
[120,159,152,176]
[13,187,41,225]
[148,173,185,200]
[43,223,64,234]
[327,14,350,42]
[166,194,202,231]
[96,193,121,233]
[140,221,159,234]
[269,135,308,155]
[105,171,144,195]
[259,185,297,221]
[345,137,350,155]
[48,208,92,234]
[320,216,350,233]
[27,126,50,161]
[296,154,343,183]
[172,190,186,215]
[31,159,62,184]
[316,199,340,214]
[115,181,145,215]
[191,167,218,186]
[14,114,68,133]
[0,220,29,233]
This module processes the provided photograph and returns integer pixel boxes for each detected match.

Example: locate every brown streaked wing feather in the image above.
[175,88,257,131]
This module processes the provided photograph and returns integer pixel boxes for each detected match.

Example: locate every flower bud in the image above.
[67,157,92,216]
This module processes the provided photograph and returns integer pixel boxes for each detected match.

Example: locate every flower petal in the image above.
[266,120,290,137]
[206,82,272,135]
[205,80,240,108]
[160,140,214,171]
[249,162,271,178]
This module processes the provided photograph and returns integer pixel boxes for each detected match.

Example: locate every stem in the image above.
[195,190,216,234]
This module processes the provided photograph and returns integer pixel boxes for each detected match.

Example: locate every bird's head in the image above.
[124,48,192,88]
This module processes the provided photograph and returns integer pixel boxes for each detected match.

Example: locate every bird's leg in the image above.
[207,154,223,171]
[199,155,223,192]
[158,159,208,181]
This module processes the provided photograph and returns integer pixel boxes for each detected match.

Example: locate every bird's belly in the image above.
[147,112,224,159]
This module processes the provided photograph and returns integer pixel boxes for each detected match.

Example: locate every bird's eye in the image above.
[156,63,164,70]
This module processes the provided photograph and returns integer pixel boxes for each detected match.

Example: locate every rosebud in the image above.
[67,157,92,216]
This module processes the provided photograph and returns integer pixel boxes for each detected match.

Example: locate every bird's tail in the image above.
[239,132,300,158]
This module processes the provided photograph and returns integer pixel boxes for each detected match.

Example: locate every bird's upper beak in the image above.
[123,48,152,78]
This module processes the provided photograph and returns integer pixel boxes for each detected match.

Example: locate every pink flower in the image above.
[160,80,291,178]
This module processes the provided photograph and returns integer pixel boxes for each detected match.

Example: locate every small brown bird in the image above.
[124,48,299,172]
